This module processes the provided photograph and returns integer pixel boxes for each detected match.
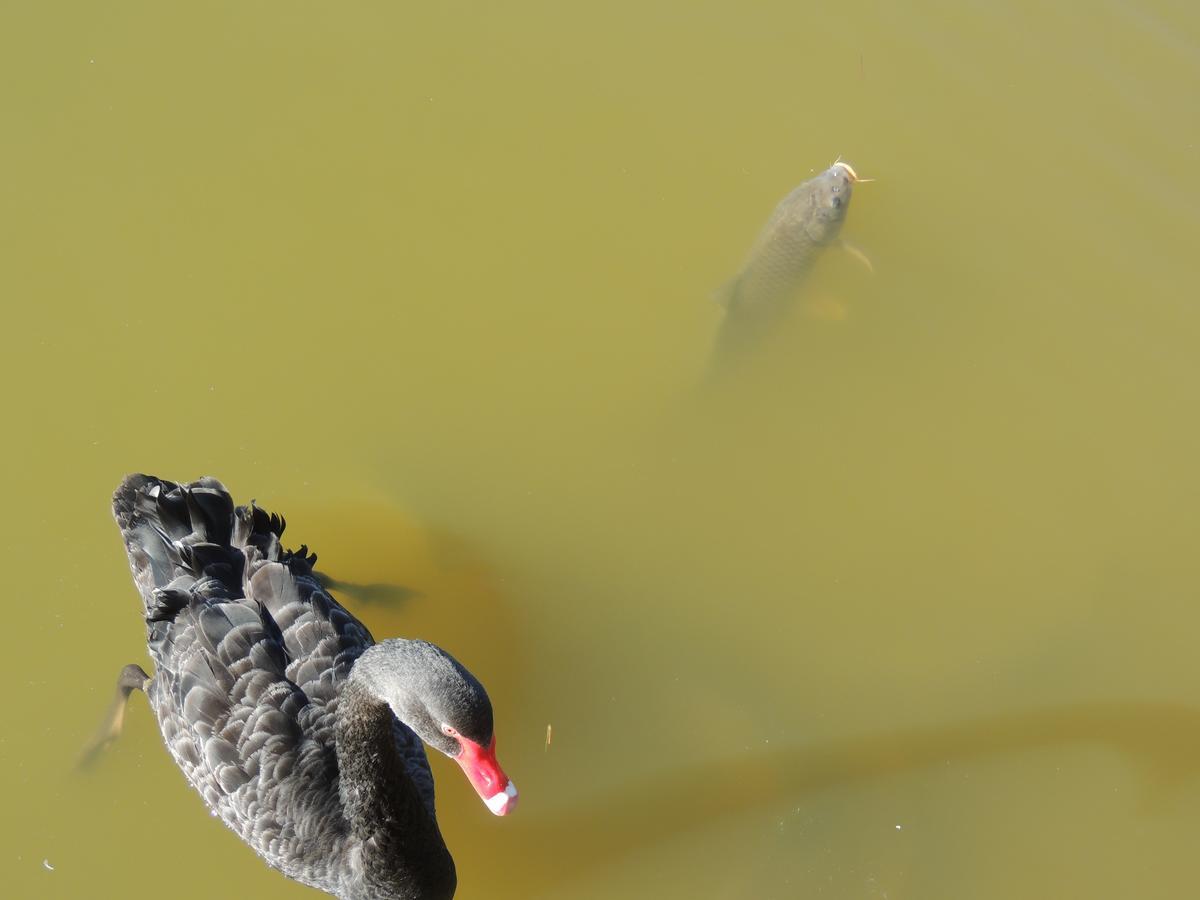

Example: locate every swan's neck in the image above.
[336,674,456,900]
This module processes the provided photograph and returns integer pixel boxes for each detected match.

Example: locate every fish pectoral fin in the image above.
[838,239,875,274]
[712,276,741,309]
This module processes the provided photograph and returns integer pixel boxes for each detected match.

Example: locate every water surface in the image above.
[2,1,1199,898]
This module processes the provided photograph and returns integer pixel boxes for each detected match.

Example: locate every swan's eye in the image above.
[441,723,458,738]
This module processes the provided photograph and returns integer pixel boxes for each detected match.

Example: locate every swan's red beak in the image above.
[454,735,518,816]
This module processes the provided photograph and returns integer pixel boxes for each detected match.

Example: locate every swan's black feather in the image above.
[112,474,441,897]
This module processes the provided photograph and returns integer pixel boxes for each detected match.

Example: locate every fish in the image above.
[708,159,867,374]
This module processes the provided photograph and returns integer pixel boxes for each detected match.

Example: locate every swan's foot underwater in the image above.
[315,572,422,606]
[77,663,151,770]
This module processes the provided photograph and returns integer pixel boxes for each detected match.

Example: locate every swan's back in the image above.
[111,475,436,893]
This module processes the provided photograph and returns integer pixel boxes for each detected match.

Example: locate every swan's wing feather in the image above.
[243,561,373,704]
[244,558,438,816]
[145,576,345,876]
[113,475,440,886]
[113,477,350,881]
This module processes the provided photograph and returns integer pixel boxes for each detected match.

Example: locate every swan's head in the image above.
[359,639,518,816]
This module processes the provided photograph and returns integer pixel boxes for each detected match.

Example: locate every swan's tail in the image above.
[112,474,243,618]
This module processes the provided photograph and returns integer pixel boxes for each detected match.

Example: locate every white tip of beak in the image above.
[485,780,519,816]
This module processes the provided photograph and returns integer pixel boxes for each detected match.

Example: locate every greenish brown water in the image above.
[3,1,1200,898]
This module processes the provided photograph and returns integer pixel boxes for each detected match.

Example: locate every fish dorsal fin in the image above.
[713,275,741,310]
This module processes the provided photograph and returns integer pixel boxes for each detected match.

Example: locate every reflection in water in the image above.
[484,702,1200,893]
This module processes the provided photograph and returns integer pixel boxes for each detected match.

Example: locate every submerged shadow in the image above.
[488,701,1200,892]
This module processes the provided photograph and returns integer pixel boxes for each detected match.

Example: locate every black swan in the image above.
[99,474,517,900]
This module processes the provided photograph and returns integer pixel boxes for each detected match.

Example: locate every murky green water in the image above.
[3,1,1200,897]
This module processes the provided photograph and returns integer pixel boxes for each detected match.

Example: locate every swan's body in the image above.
[109,475,516,900]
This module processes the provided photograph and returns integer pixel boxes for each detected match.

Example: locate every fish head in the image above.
[803,161,857,242]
